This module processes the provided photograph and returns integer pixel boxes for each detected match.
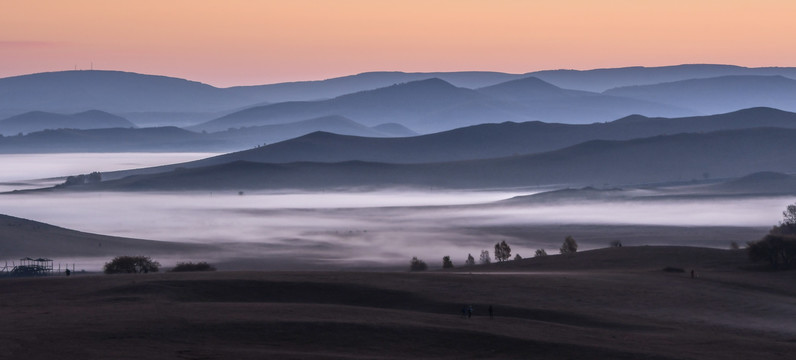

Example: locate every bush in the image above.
[514,253,522,261]
[104,256,160,274]
[534,249,547,257]
[170,261,216,272]
[409,257,428,271]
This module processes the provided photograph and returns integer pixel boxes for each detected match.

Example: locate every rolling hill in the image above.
[0,115,414,153]
[604,75,796,114]
[0,110,136,135]
[79,127,796,191]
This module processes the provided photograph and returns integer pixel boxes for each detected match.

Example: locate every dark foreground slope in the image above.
[0,214,213,259]
[1,247,794,360]
[87,127,796,191]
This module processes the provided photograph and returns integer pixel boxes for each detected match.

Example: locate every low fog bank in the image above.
[1,190,788,271]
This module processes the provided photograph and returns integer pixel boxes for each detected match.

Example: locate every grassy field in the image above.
[1,246,794,359]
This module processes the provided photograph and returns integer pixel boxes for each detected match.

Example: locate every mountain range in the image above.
[2,65,796,134]
[93,107,796,177]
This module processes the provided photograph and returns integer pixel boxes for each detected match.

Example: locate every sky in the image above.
[2,0,795,87]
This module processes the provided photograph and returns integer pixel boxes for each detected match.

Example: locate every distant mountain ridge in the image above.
[604,75,796,114]
[2,65,796,133]
[115,107,796,172]
[192,77,692,133]
[0,115,414,153]
[0,110,135,135]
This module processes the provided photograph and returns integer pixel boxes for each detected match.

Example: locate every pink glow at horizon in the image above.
[2,0,795,87]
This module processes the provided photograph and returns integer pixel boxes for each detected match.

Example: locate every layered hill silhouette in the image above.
[604,75,796,114]
[3,65,796,132]
[530,64,796,92]
[80,127,796,191]
[0,110,135,135]
[104,107,796,175]
[0,115,414,153]
[191,78,528,133]
[193,78,692,133]
[477,77,693,122]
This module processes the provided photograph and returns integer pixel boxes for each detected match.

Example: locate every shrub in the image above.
[170,261,216,272]
[104,256,160,274]
[662,266,685,273]
[534,249,547,257]
[409,257,428,271]
[514,253,522,261]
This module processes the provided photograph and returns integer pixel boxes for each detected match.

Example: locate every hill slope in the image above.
[0,213,211,259]
[0,110,136,135]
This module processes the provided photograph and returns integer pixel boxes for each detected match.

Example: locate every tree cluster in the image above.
[560,235,578,254]
[442,256,454,268]
[494,240,512,262]
[409,256,428,271]
[170,261,216,272]
[60,171,102,187]
[747,202,796,270]
[104,256,160,274]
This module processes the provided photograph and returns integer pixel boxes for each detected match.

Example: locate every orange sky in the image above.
[2,0,795,87]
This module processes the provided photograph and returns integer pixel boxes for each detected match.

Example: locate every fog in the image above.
[1,154,792,271]
[1,190,790,271]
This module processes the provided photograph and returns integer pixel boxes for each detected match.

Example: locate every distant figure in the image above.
[468,305,473,319]
[690,269,695,279]
[488,305,493,319]
[461,306,466,318]
[65,269,71,277]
